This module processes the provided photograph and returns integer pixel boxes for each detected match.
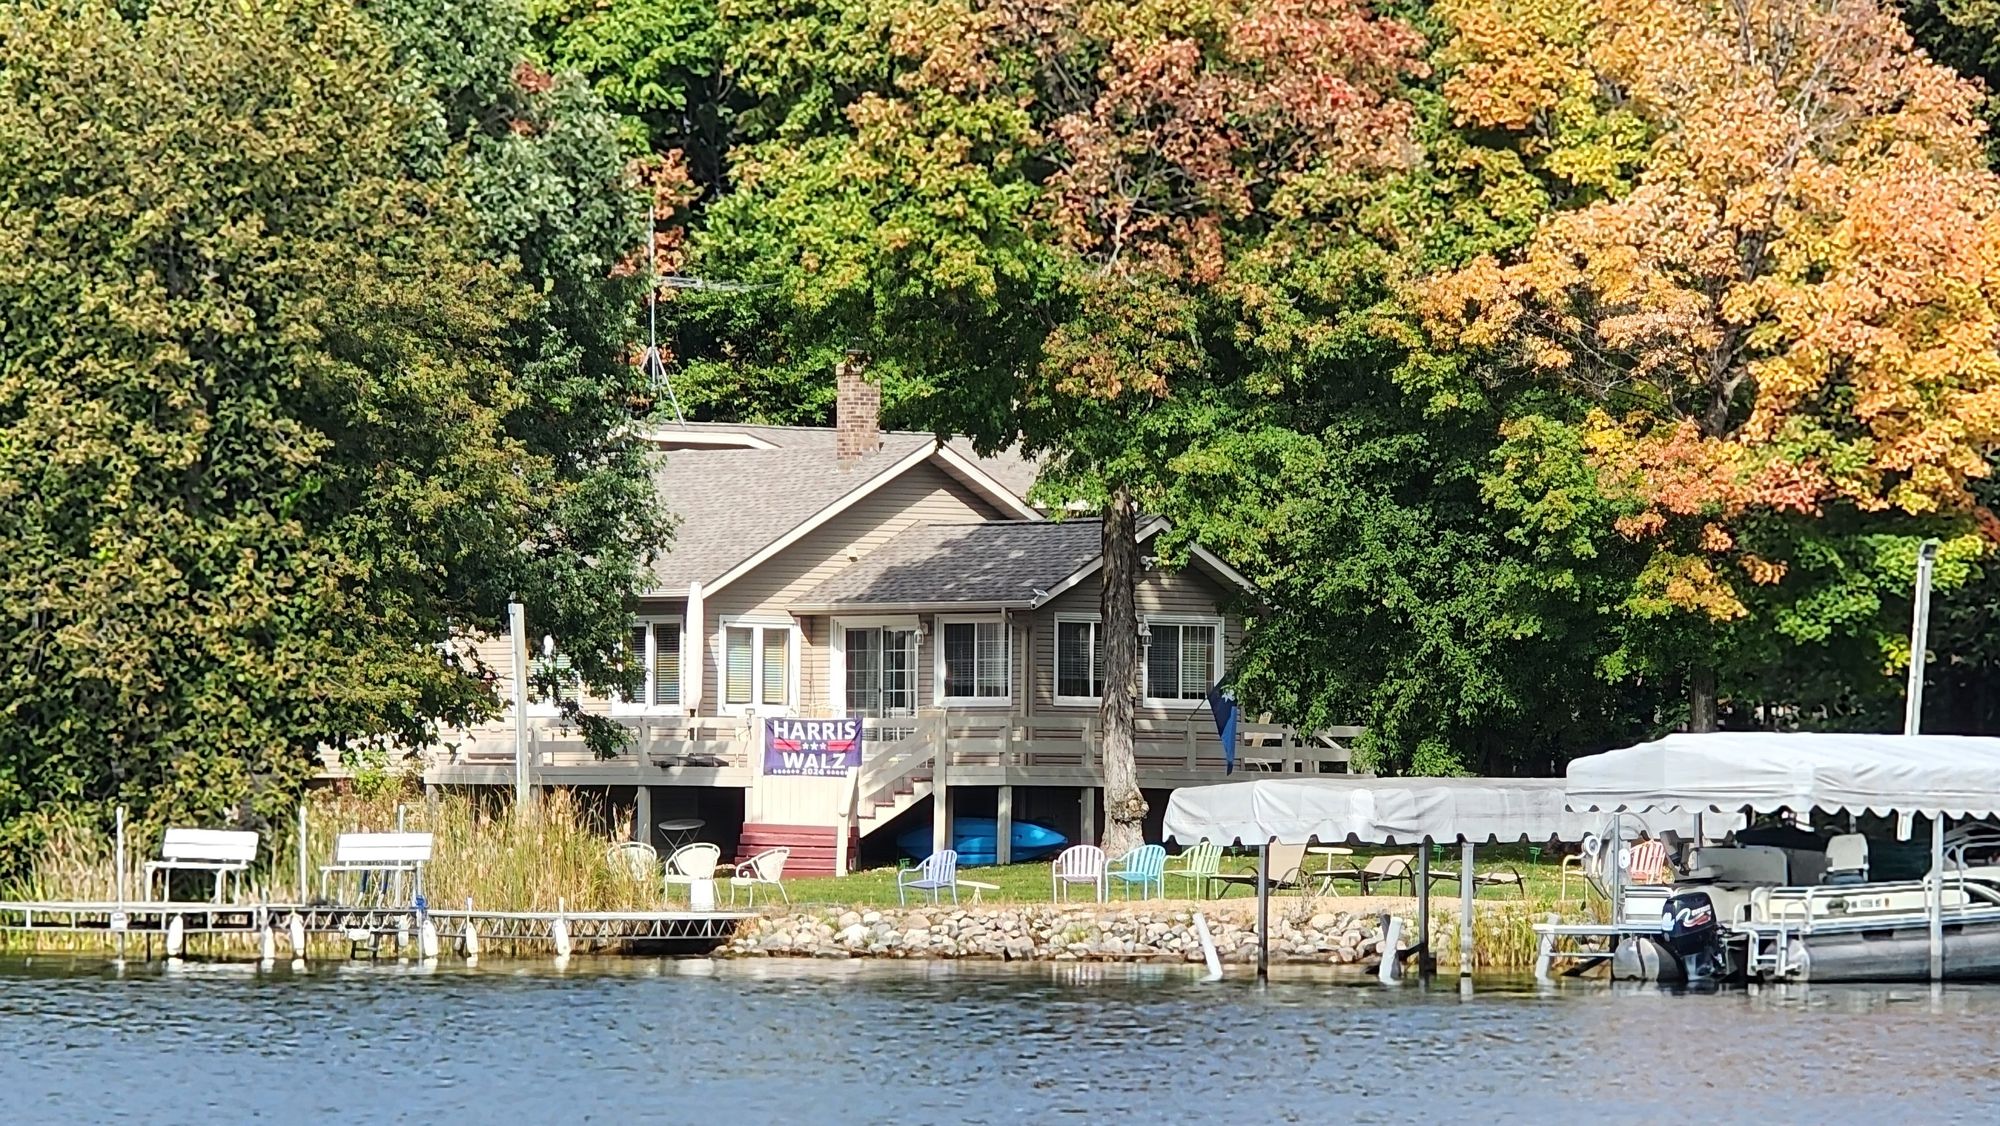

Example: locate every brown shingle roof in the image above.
[640,424,1039,594]
[791,521,1104,611]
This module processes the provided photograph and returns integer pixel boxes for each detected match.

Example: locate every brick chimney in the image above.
[835,350,880,466]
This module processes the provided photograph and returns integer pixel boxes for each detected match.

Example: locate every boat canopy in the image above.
[1161,776,1666,846]
[1565,732,2000,818]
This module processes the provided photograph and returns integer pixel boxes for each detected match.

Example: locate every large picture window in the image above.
[1144,619,1221,703]
[617,618,681,713]
[721,621,793,710]
[938,618,1008,703]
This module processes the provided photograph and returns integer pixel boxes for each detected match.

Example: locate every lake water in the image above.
[2,956,1996,1123]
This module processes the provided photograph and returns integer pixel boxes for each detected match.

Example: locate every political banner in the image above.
[763,717,864,777]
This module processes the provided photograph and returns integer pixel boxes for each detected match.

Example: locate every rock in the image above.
[838,924,869,947]
[838,911,862,930]
[905,913,932,930]
[1309,913,1342,932]
[861,911,882,925]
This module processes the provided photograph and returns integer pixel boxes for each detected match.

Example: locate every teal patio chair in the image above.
[1109,844,1167,899]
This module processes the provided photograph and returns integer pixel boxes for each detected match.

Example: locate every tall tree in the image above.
[0,0,656,861]
[1415,0,2000,727]
[684,0,1427,843]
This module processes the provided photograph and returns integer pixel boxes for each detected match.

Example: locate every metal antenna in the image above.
[640,203,688,427]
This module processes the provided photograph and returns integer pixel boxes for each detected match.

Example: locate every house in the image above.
[416,369,1356,872]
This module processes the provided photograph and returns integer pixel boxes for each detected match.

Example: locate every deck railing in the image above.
[332,711,1360,786]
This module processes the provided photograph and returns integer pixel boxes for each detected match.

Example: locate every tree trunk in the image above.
[1688,666,1718,732]
[1098,484,1146,857]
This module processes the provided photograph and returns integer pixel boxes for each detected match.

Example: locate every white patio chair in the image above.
[728,847,791,907]
[1051,845,1107,903]
[606,841,659,881]
[663,842,723,902]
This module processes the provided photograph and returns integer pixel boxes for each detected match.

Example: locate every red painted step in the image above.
[738,822,860,876]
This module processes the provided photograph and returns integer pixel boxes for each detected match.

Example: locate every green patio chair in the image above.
[1165,841,1223,899]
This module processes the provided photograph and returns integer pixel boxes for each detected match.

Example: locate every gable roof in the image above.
[644,430,1039,596]
[642,422,1040,500]
[792,517,1257,612]
[792,521,1105,611]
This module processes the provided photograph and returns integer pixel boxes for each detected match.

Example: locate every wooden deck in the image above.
[322,713,1359,791]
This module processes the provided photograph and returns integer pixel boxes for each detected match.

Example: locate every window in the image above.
[527,647,580,716]
[938,618,1008,703]
[845,627,917,717]
[721,621,793,710]
[617,619,681,713]
[1054,618,1105,702]
[1144,619,1222,703]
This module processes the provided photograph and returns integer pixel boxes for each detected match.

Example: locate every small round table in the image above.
[658,818,706,853]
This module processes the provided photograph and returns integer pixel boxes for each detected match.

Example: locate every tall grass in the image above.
[3,788,662,918]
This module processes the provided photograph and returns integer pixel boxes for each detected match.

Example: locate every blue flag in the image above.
[1207,683,1239,774]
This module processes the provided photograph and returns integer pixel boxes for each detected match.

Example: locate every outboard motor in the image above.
[1660,891,1725,985]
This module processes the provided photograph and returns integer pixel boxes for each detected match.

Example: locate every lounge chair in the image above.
[898,850,959,905]
[1165,842,1222,899]
[1317,854,1415,896]
[727,847,790,907]
[1425,863,1528,898]
[663,842,723,902]
[1109,845,1167,899]
[1052,845,1107,903]
[1210,844,1309,897]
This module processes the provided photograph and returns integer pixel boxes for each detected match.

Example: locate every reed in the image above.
[3,787,661,920]
[303,788,659,912]
[1423,896,1578,969]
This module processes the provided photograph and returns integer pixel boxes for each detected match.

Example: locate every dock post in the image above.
[1378,915,1404,984]
[1416,841,1432,975]
[114,806,127,962]
[932,717,951,860]
[1459,840,1476,977]
[1931,815,1945,982]
[1533,912,1558,983]
[296,804,308,902]
[996,786,1014,866]
[1255,840,1270,982]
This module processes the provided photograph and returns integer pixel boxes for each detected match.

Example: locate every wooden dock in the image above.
[0,898,750,959]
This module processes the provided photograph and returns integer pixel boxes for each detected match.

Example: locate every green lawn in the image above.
[769,843,1578,910]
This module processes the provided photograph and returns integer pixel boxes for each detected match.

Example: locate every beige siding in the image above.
[697,461,1007,716]
[1029,564,1243,717]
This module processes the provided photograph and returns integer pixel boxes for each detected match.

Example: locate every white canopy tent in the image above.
[1561,731,2000,984]
[1163,776,1673,847]
[1162,776,1694,980]
[1564,732,2000,818]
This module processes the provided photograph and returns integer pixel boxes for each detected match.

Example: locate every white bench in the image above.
[145,829,259,903]
[319,832,434,906]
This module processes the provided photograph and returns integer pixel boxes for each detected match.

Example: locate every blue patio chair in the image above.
[1109,844,1167,899]
[898,850,959,905]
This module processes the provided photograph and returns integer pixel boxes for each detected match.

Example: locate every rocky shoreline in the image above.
[721,904,1411,965]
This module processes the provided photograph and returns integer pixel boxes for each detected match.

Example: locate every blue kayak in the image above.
[895,818,1067,866]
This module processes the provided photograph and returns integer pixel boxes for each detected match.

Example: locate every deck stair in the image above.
[849,728,937,840]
